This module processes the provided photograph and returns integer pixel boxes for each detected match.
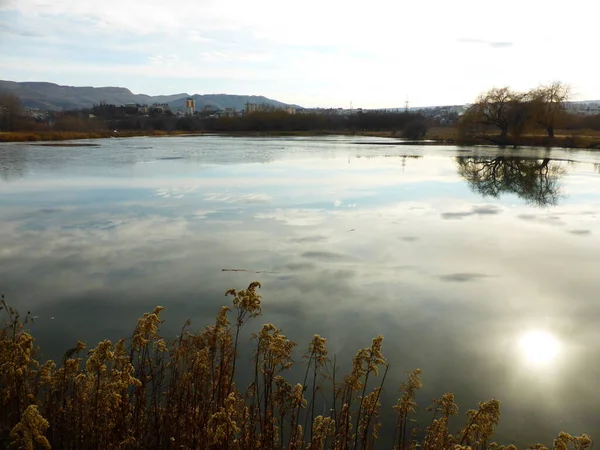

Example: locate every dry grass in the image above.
[428,127,600,149]
[217,130,396,138]
[1,126,599,149]
[0,287,592,449]
[0,130,202,142]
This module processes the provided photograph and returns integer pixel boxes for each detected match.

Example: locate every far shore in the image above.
[1,128,599,150]
[0,129,202,143]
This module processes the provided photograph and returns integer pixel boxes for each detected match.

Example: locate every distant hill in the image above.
[0,80,300,111]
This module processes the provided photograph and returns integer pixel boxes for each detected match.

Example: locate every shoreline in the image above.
[0,129,202,143]
[0,129,412,142]
[1,129,599,150]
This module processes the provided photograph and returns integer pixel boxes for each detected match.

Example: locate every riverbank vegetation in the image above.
[0,92,431,142]
[0,130,180,142]
[457,82,600,149]
[0,286,592,449]
[2,83,600,149]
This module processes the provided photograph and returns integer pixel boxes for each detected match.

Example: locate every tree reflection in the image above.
[0,148,28,182]
[456,156,565,206]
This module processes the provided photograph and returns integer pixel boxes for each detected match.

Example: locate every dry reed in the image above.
[0,287,592,449]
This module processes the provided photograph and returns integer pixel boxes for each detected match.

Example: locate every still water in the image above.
[1,135,600,445]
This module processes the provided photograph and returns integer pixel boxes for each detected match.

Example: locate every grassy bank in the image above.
[219,128,600,150]
[0,130,203,143]
[216,130,400,138]
[0,285,591,449]
[427,127,600,149]
[0,129,400,142]
[2,128,600,150]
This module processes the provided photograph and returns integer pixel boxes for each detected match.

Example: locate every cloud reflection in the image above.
[2,137,600,445]
[441,204,503,219]
[439,273,490,282]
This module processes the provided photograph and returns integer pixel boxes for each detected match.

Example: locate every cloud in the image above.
[400,236,419,242]
[441,204,502,219]
[193,210,218,219]
[490,41,513,48]
[301,251,346,260]
[204,193,272,203]
[289,235,329,244]
[441,211,473,219]
[458,37,514,48]
[0,22,41,37]
[568,229,591,236]
[281,262,317,271]
[155,185,198,199]
[255,209,324,226]
[2,0,600,107]
[439,273,490,282]
[147,55,179,67]
[517,213,565,226]
[0,57,287,83]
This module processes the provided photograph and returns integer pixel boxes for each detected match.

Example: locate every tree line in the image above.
[90,104,431,138]
[3,83,600,145]
[458,82,574,143]
[0,94,431,139]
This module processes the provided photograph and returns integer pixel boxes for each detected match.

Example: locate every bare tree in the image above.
[529,81,571,138]
[505,97,536,140]
[460,87,527,141]
[0,93,23,131]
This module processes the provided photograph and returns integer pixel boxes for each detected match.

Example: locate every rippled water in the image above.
[2,135,600,445]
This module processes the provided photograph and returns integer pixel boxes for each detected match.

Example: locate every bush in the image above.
[402,120,428,139]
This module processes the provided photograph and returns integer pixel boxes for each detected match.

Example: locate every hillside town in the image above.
[18,97,466,127]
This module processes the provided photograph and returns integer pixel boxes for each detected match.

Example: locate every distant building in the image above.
[185,98,196,115]
[298,107,355,115]
[245,102,295,114]
[150,103,171,114]
[566,101,600,115]
[245,102,261,113]
[122,103,150,115]
[24,108,42,118]
[224,108,237,117]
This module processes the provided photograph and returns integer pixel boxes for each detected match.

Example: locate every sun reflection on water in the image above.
[519,330,561,366]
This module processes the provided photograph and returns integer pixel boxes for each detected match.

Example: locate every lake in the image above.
[1,135,600,446]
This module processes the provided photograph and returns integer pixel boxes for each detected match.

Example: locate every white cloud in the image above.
[154,184,198,199]
[204,193,273,203]
[255,209,326,226]
[2,0,600,106]
[193,209,217,219]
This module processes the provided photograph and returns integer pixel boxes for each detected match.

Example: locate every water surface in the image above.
[1,136,600,445]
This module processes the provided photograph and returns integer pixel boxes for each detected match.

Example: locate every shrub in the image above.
[402,120,428,140]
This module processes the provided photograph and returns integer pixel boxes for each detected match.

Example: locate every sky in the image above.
[1,0,599,108]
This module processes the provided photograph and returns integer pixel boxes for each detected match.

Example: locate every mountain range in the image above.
[2,80,599,113]
[0,80,301,111]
